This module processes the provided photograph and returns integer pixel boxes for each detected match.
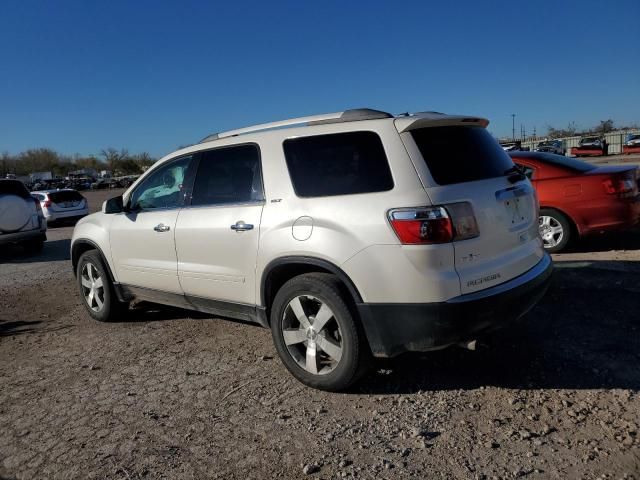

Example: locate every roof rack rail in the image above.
[198,108,392,143]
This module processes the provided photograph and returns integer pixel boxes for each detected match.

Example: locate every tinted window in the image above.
[510,152,595,172]
[49,191,83,203]
[0,180,30,198]
[191,144,264,206]
[411,126,514,185]
[130,156,193,210]
[283,131,393,197]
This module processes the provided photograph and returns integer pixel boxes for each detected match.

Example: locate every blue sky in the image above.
[1,0,638,158]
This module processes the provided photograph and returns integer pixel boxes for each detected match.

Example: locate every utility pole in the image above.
[511,114,516,141]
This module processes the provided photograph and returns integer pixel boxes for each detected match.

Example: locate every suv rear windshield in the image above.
[410,126,514,185]
[283,131,394,197]
[0,180,31,198]
[49,190,84,203]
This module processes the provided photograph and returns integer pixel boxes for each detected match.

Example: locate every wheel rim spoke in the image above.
[289,297,311,329]
[305,342,318,374]
[316,334,342,362]
[94,293,104,310]
[81,262,104,312]
[283,328,307,345]
[312,303,333,332]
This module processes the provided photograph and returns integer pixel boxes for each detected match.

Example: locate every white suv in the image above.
[71,109,552,391]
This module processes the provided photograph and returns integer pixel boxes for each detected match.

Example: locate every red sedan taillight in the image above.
[602,172,638,198]
[388,202,479,245]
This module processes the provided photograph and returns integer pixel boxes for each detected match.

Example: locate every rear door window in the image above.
[283,131,394,197]
[190,144,264,206]
[410,126,514,185]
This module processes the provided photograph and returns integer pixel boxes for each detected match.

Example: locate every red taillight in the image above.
[388,202,479,245]
[603,174,637,197]
[43,199,52,208]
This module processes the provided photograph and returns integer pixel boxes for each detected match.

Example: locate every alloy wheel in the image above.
[539,215,564,249]
[281,295,343,375]
[80,262,105,312]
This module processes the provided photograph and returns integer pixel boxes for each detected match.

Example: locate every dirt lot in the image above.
[1,189,639,479]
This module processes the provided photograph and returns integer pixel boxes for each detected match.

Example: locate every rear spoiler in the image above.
[394,113,489,133]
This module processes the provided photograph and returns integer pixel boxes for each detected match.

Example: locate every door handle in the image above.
[230,221,254,232]
[154,223,171,232]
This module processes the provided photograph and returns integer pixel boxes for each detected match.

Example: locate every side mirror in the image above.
[103,195,125,214]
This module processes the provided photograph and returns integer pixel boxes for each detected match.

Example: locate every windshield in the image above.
[411,126,514,185]
[580,137,599,144]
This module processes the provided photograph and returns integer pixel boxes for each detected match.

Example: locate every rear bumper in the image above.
[581,195,640,235]
[0,228,47,245]
[45,208,89,222]
[357,253,553,357]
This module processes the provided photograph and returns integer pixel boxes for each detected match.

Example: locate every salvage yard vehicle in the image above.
[623,133,640,155]
[571,136,604,157]
[535,140,565,156]
[71,108,552,391]
[0,179,47,252]
[31,189,89,225]
[510,151,640,252]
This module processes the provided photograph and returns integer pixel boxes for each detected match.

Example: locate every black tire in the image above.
[22,238,44,254]
[270,273,371,391]
[539,208,572,253]
[76,250,128,322]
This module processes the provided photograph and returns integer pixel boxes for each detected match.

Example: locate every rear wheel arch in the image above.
[539,205,581,237]
[261,257,363,321]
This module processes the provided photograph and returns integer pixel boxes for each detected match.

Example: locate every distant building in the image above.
[30,171,53,181]
[69,168,98,179]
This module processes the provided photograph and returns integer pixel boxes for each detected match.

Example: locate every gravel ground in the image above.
[1,189,639,479]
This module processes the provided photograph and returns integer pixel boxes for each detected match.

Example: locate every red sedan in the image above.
[509,152,640,252]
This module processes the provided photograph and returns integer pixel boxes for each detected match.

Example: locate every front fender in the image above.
[71,213,117,281]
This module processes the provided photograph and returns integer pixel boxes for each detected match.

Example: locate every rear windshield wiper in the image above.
[504,165,526,183]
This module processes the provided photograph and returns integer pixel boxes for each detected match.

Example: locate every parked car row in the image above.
[5,108,637,391]
[89,176,138,190]
[503,133,640,157]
